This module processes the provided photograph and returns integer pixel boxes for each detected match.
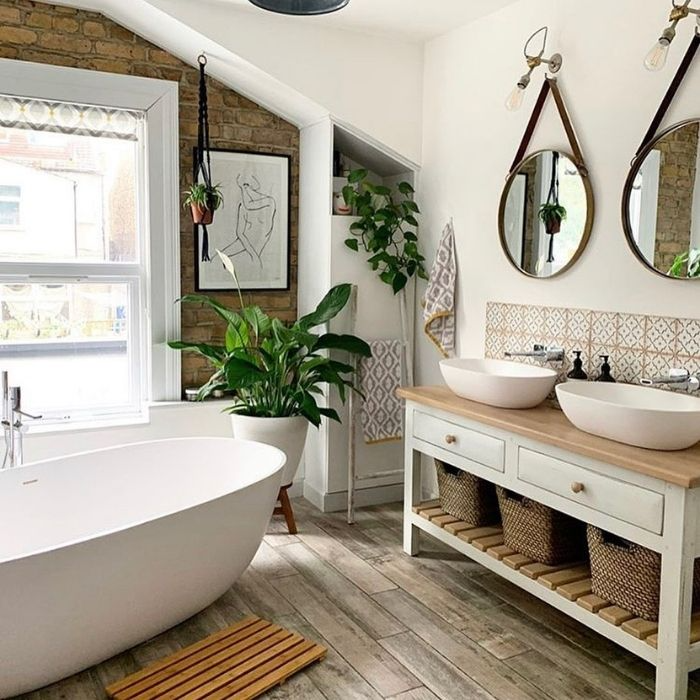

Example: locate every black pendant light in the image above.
[248,0,349,15]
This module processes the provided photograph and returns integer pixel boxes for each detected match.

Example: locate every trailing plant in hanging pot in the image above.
[341,169,428,294]
[538,202,567,235]
[183,183,224,225]
[168,251,371,486]
[341,168,427,384]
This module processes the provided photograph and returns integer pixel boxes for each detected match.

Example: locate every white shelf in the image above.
[410,510,657,664]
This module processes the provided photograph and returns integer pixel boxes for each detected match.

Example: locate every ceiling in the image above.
[209,0,521,42]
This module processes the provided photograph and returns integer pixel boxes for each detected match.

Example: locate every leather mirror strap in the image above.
[635,32,700,160]
[509,78,551,174]
[508,77,587,176]
[549,78,587,176]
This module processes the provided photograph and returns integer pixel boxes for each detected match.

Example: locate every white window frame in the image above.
[0,59,181,424]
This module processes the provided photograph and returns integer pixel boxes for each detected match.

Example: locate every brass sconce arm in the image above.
[506,27,563,111]
[645,0,700,71]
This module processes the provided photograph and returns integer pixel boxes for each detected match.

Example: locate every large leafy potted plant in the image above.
[169,253,371,486]
[668,248,700,279]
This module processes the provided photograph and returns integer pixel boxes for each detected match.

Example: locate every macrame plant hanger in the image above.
[195,53,214,262]
[544,151,561,263]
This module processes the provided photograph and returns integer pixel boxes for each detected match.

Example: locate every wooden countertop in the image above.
[398,386,700,489]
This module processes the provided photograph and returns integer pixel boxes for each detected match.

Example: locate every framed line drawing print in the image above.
[194,148,291,291]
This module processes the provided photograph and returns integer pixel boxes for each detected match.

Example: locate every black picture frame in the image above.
[192,147,292,292]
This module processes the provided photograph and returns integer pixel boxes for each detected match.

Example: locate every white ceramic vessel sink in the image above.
[556,382,700,451]
[440,358,558,410]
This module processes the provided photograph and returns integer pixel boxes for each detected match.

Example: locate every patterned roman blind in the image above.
[0,94,143,141]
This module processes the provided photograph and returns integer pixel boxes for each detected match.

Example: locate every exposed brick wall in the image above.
[0,0,299,390]
[653,122,698,272]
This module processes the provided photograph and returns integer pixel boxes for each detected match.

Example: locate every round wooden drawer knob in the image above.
[445,435,457,445]
[571,482,585,494]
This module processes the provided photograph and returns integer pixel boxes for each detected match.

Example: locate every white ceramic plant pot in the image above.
[230,414,309,487]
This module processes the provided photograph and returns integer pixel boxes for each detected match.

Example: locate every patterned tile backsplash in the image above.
[485,302,700,386]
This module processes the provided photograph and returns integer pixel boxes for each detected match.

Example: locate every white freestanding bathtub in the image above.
[0,437,286,698]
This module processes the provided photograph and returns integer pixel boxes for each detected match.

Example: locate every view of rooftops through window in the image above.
[0,119,142,417]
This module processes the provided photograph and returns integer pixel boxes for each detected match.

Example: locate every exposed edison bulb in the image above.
[644,37,671,72]
[505,84,527,112]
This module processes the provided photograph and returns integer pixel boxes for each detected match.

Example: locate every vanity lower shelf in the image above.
[411,500,700,664]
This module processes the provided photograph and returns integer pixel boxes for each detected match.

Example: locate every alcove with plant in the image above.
[169,251,371,532]
[296,121,421,511]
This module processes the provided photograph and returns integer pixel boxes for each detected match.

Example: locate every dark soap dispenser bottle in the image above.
[596,355,616,383]
[567,350,588,381]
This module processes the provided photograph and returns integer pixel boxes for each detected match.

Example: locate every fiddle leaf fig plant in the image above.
[342,168,428,294]
[668,248,700,279]
[169,252,371,427]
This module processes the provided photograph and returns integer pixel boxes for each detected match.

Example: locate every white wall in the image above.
[418,0,700,384]
[145,0,424,164]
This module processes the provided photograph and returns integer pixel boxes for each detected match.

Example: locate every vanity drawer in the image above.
[517,448,664,534]
[413,411,505,472]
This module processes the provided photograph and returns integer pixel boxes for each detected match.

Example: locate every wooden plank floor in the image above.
[16,499,700,700]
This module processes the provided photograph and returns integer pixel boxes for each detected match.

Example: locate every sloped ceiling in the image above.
[57,0,329,128]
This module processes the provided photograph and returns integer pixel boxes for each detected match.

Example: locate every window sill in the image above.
[25,399,231,436]
[27,412,150,436]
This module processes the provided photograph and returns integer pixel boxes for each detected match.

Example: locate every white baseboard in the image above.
[303,480,404,513]
[287,478,304,499]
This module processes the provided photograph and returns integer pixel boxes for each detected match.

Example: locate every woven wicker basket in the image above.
[587,526,700,621]
[496,486,587,565]
[435,460,500,527]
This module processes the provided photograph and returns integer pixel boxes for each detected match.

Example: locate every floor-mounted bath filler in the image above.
[1,371,42,469]
[645,0,700,71]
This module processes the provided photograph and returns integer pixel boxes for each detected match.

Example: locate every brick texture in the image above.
[653,123,699,272]
[0,0,299,390]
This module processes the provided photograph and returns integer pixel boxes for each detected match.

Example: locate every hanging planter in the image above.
[185,53,220,261]
[184,183,224,226]
[539,203,567,235]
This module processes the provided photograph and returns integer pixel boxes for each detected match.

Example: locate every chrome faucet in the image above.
[2,372,42,469]
[640,368,700,393]
[505,344,565,363]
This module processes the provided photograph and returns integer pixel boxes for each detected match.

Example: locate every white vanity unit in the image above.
[399,386,700,700]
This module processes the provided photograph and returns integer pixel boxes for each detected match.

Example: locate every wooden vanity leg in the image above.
[403,408,421,556]
[655,485,698,699]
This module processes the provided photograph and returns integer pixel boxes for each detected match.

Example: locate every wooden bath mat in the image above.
[105,616,326,700]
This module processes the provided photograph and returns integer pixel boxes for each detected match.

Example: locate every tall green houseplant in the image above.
[169,252,371,427]
[169,252,372,494]
[342,168,427,382]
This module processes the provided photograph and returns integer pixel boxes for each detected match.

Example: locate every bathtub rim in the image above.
[0,436,286,566]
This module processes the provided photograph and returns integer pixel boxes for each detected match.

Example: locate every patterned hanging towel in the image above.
[423,220,457,358]
[358,339,403,445]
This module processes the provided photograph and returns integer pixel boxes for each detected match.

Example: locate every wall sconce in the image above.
[645,1,700,71]
[505,27,563,112]
[248,0,349,15]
